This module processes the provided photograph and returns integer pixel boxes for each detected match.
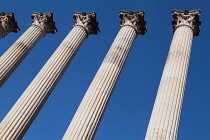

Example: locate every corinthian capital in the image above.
[0,12,20,35]
[172,9,201,36]
[31,12,57,34]
[73,12,100,35]
[119,10,147,35]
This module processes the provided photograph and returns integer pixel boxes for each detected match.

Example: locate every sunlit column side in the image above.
[63,10,147,140]
[0,12,57,87]
[145,9,201,140]
[0,12,20,39]
[0,11,99,140]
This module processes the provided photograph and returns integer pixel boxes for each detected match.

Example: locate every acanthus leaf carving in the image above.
[31,12,57,34]
[172,9,201,36]
[73,11,100,35]
[0,12,20,35]
[119,10,147,35]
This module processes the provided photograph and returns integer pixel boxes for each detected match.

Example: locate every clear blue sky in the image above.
[0,0,210,139]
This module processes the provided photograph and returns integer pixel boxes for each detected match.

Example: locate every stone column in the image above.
[0,11,99,140]
[0,12,57,87]
[145,10,201,140]
[0,12,20,39]
[62,10,147,140]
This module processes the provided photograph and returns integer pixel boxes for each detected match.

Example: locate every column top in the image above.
[0,12,20,35]
[73,11,100,35]
[119,10,147,35]
[172,9,201,36]
[31,12,58,34]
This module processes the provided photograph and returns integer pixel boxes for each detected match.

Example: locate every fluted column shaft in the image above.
[62,10,147,140]
[0,12,99,140]
[145,26,193,140]
[0,25,44,85]
[0,12,57,87]
[145,10,201,140]
[63,26,136,140]
[0,26,86,140]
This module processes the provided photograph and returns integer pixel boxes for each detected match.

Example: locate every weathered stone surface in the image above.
[73,11,100,35]
[31,12,57,34]
[172,9,201,36]
[0,11,99,140]
[145,10,201,140]
[0,12,57,87]
[119,10,146,35]
[0,12,20,38]
[62,10,146,140]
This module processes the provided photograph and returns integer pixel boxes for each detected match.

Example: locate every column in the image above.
[0,12,57,87]
[0,12,20,39]
[0,11,100,140]
[62,10,147,140]
[145,9,201,140]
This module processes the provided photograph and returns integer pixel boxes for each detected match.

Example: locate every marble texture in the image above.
[0,12,99,140]
[62,10,146,140]
[145,9,201,140]
[0,12,57,87]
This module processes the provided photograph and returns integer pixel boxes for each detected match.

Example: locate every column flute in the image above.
[62,10,146,140]
[0,11,99,140]
[0,12,20,39]
[145,9,201,140]
[0,12,57,87]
